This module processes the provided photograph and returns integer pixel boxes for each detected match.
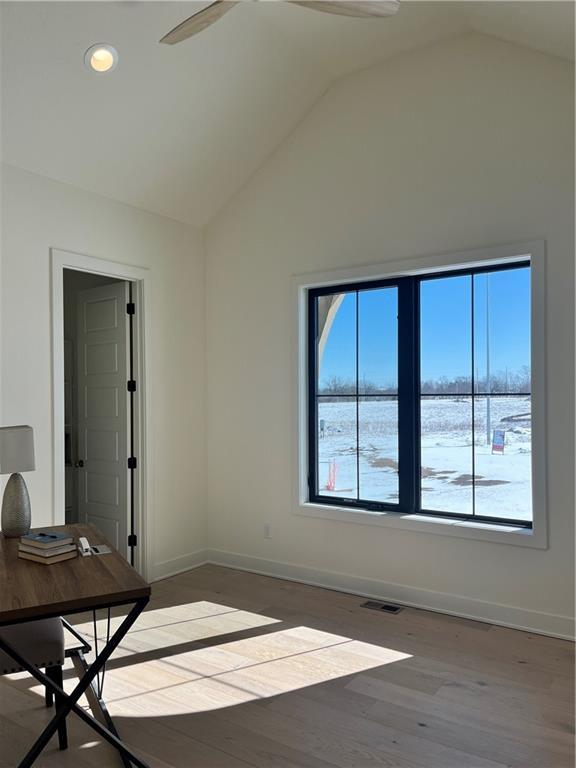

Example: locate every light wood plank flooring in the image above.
[1,565,573,767]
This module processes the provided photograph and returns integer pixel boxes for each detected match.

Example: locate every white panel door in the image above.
[76,282,129,556]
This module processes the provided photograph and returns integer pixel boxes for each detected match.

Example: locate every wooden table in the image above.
[0,524,151,767]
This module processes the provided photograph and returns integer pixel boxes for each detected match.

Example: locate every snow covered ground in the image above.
[317,396,532,521]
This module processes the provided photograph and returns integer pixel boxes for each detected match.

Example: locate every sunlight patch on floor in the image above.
[103,625,411,717]
[23,602,280,702]
[67,601,281,660]
[20,602,410,718]
[78,741,100,750]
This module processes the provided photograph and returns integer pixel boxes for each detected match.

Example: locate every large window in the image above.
[308,262,532,527]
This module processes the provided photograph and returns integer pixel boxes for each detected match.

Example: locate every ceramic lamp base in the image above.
[1,473,31,537]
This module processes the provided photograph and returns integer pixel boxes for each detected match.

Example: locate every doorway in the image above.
[63,269,135,560]
[52,249,150,575]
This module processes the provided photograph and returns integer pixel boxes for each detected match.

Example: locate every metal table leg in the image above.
[70,649,133,768]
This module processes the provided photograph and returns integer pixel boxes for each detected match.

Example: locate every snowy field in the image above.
[317,396,532,521]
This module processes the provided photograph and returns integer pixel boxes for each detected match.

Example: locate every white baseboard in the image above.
[204,548,575,641]
[152,549,209,582]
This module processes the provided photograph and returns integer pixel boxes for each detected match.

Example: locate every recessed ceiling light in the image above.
[84,44,118,74]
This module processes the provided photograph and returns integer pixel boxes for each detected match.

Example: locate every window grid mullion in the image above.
[414,278,422,514]
[398,278,417,514]
[471,275,476,518]
[355,291,360,501]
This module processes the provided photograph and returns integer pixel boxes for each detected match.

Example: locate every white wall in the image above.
[205,34,575,637]
[0,163,207,579]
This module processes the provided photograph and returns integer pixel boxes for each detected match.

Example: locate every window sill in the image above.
[294,502,547,549]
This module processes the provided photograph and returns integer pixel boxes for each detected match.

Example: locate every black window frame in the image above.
[307,260,532,529]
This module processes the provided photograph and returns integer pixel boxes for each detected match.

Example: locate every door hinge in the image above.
[128,456,137,470]
[126,302,135,315]
[127,380,136,392]
[128,534,137,548]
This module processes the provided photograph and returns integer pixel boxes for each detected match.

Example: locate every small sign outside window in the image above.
[492,429,505,454]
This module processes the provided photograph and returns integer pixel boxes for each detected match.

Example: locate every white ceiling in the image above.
[1,1,573,227]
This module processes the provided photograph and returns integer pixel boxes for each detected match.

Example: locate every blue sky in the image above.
[319,267,531,390]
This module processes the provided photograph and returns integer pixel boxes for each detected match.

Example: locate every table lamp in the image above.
[0,425,35,537]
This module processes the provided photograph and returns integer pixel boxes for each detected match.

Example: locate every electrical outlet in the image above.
[264,523,272,539]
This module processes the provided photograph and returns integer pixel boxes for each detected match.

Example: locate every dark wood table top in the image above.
[0,524,150,625]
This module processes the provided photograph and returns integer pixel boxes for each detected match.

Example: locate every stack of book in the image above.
[18,531,77,565]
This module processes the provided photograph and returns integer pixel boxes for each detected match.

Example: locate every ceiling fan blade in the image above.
[290,1,399,18]
[160,1,239,44]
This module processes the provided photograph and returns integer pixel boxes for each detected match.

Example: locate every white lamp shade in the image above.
[0,426,35,474]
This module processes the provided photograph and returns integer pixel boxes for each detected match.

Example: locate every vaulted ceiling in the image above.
[1,2,573,227]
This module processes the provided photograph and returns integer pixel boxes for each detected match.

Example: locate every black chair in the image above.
[0,618,68,750]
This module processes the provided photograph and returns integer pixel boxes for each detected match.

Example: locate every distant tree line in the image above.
[319,376,395,397]
[421,366,531,395]
[318,367,531,399]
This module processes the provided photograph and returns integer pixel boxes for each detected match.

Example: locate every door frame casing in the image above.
[51,248,152,579]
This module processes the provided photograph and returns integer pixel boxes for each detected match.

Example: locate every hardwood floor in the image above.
[0,565,573,767]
